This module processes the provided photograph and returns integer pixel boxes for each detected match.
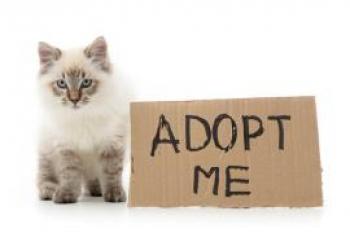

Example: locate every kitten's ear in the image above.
[38,42,61,68]
[84,36,110,72]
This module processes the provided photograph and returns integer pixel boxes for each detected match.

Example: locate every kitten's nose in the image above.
[68,90,81,104]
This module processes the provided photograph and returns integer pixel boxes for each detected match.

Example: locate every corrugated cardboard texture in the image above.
[129,97,322,207]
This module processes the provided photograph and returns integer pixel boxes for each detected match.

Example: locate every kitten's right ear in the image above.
[38,42,61,72]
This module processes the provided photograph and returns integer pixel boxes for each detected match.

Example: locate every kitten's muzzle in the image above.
[67,90,81,105]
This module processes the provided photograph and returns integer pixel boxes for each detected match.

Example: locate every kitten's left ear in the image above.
[84,36,110,72]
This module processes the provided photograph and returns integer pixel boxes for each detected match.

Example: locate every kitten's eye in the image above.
[56,79,67,89]
[81,79,92,88]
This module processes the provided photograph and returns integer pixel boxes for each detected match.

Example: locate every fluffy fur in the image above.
[37,37,128,203]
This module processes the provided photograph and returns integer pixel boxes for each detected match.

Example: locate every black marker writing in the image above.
[193,165,219,195]
[242,115,264,150]
[267,115,291,150]
[150,114,180,156]
[185,115,211,151]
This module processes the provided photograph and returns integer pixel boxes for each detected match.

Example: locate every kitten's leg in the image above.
[86,178,102,197]
[38,156,57,200]
[53,149,83,204]
[99,146,126,202]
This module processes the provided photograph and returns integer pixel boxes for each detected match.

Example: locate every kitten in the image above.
[37,37,128,203]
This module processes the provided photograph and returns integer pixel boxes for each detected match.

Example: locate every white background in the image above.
[0,0,348,232]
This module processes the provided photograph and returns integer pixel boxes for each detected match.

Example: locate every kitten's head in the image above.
[38,37,115,112]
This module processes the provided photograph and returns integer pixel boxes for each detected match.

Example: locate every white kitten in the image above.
[37,37,128,203]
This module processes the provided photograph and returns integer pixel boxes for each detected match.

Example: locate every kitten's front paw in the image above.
[39,182,56,200]
[53,189,79,204]
[103,187,126,203]
[87,180,102,197]
[89,186,102,197]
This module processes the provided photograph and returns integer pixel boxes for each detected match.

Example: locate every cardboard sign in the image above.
[128,97,322,207]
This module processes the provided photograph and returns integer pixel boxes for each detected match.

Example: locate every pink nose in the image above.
[68,91,80,104]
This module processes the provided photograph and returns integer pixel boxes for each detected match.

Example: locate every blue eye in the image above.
[57,79,67,89]
[81,79,92,88]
